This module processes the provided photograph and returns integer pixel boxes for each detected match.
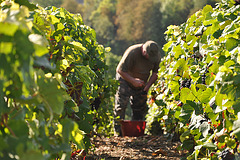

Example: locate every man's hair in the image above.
[144,40,160,63]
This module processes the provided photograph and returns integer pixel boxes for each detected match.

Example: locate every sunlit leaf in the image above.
[199,122,210,137]
[170,81,180,97]
[163,41,174,52]
[37,70,70,115]
[202,142,217,150]
[172,45,184,59]
[202,5,213,15]
[70,41,88,53]
[0,23,18,36]
[49,15,60,24]
[180,88,195,103]
[72,123,85,149]
[199,88,212,103]
[0,42,12,54]
[226,38,239,51]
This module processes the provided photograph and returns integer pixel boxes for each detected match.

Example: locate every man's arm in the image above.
[144,72,158,92]
[117,69,145,88]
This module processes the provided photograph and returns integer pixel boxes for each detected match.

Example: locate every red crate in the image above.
[120,120,146,137]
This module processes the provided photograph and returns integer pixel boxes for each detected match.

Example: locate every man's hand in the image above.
[132,78,145,88]
[116,70,145,88]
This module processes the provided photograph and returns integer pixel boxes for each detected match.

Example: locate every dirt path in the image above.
[86,135,187,160]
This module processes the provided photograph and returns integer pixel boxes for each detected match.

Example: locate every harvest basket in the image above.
[120,120,146,137]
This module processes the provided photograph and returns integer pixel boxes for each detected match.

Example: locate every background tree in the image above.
[82,0,101,25]
[113,0,163,55]
[190,0,219,15]
[30,0,63,7]
[89,0,117,45]
[115,0,156,42]
[160,0,193,27]
[29,0,221,59]
[61,0,84,14]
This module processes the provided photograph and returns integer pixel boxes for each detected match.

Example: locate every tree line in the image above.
[29,0,221,80]
[30,0,220,56]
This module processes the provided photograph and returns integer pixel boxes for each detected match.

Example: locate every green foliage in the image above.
[105,51,121,79]
[0,0,116,159]
[147,0,240,158]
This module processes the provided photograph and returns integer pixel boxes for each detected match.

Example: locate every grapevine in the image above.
[0,0,116,159]
[147,0,240,158]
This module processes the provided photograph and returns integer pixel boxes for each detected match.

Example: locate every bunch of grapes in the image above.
[235,0,240,5]
[202,72,207,85]
[209,100,216,109]
[180,79,191,89]
[202,61,213,85]
[218,149,235,160]
[178,79,191,107]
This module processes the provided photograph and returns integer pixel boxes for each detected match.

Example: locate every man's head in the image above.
[142,40,160,63]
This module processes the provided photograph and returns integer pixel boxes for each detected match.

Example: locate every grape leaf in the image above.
[37,70,70,115]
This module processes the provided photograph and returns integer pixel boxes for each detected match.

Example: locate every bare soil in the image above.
[86,135,188,160]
